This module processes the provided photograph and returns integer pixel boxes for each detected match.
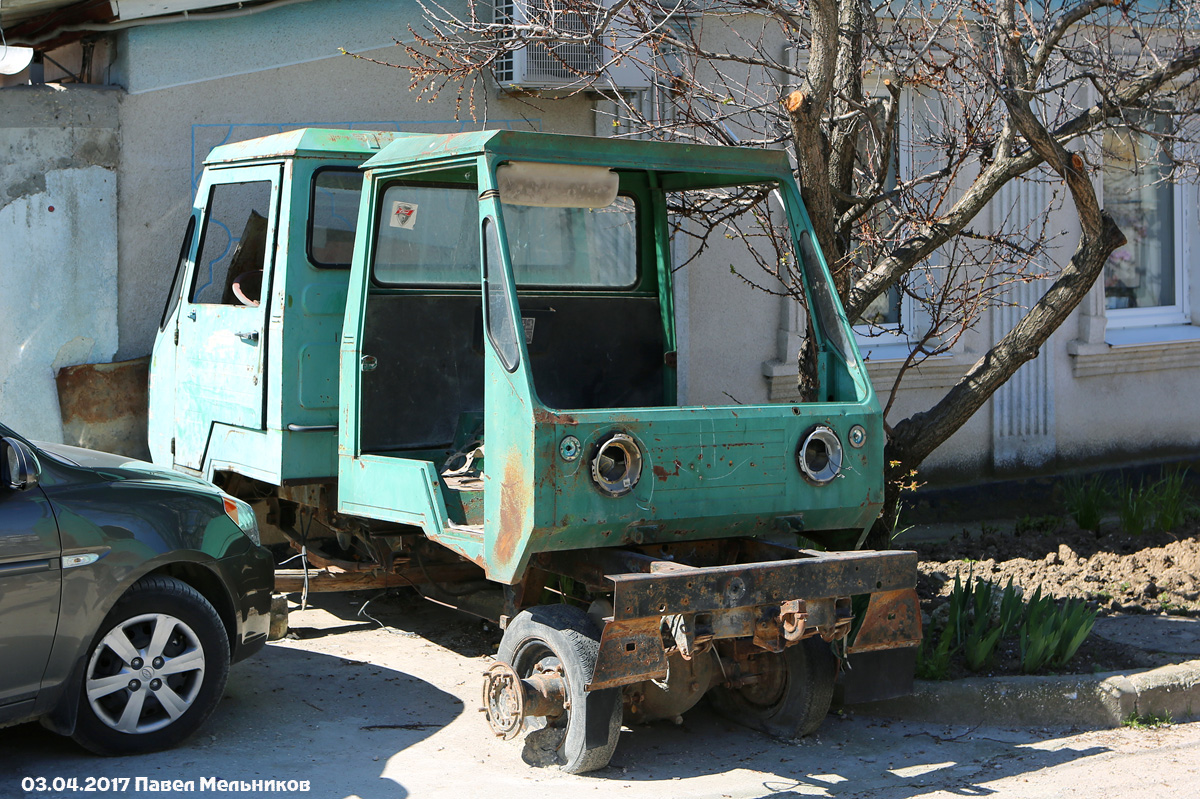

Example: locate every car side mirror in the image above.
[1,436,40,491]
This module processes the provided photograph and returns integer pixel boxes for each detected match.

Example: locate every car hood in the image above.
[33,441,220,492]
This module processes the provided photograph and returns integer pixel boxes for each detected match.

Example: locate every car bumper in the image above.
[218,543,275,663]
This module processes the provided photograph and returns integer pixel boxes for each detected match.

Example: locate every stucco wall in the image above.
[0,87,120,442]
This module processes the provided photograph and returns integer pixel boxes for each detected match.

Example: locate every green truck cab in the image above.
[149,128,920,772]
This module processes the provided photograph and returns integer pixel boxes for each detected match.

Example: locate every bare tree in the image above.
[364,0,1200,545]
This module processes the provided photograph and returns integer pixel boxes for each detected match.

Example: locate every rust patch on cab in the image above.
[652,459,682,482]
[532,408,578,426]
[493,453,528,572]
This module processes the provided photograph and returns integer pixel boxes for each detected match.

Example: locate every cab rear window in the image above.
[371,181,639,288]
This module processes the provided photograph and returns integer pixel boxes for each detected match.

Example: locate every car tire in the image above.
[71,575,230,756]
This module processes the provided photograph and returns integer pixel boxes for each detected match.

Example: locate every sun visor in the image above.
[496,162,619,208]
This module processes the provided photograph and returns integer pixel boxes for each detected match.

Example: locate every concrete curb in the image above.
[848,659,1200,728]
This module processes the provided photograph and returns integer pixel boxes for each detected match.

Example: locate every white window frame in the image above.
[1068,87,1200,359]
[1100,130,1191,333]
[853,88,917,362]
[1075,89,1199,349]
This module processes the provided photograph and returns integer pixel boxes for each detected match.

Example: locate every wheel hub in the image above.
[482,659,571,741]
[737,653,788,708]
[85,612,206,735]
[482,662,526,740]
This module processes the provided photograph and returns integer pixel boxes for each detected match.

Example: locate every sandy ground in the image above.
[2,591,1199,799]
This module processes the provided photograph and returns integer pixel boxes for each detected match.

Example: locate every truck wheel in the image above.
[709,637,837,739]
[71,576,230,755]
[497,604,622,774]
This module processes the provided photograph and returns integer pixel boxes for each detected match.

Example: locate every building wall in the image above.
[111,0,599,364]
[0,86,120,442]
[8,2,1199,485]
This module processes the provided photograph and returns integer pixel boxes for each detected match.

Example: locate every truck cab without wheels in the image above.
[150,127,922,773]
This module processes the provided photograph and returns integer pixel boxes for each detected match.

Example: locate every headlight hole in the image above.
[797,425,843,485]
[590,432,642,497]
[804,439,830,473]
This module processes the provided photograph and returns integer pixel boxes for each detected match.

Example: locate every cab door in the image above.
[173,165,282,471]
[337,164,489,564]
[0,466,60,712]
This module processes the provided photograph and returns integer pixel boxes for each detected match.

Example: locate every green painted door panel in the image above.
[338,454,484,565]
[174,164,282,471]
[298,342,340,409]
[480,206,539,584]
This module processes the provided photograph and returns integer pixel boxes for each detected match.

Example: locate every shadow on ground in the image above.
[599,710,1111,798]
[0,643,462,799]
[282,592,1117,797]
[299,588,504,657]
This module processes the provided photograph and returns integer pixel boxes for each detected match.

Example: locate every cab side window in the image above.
[309,168,361,268]
[191,180,273,306]
[160,215,196,329]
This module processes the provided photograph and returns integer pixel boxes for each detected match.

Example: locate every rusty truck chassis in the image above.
[245,480,920,737]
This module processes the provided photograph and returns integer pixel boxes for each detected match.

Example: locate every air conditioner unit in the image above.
[494,0,652,92]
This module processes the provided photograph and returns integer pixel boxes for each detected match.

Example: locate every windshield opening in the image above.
[667,182,858,404]
[501,198,639,289]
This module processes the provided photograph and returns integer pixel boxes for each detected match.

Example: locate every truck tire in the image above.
[497,604,622,774]
[708,637,837,739]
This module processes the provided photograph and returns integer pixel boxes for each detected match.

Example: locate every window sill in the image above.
[857,340,913,362]
[862,352,966,392]
[1068,324,1200,377]
[1105,324,1200,347]
[762,350,966,402]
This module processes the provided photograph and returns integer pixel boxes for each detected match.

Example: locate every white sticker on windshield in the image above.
[522,317,536,343]
[390,201,419,229]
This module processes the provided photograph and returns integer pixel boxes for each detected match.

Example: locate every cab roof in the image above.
[363,129,792,180]
[204,128,418,166]
[203,128,794,183]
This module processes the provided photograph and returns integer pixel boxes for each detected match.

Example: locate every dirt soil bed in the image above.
[910,520,1200,678]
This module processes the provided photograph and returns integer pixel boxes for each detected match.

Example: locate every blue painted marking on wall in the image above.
[315,186,354,232]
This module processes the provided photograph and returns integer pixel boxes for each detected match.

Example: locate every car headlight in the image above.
[222,494,261,546]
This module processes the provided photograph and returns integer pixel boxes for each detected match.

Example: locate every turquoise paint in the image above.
[151,129,405,483]
[153,128,884,587]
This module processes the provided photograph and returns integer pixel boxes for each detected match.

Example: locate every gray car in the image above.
[0,424,273,755]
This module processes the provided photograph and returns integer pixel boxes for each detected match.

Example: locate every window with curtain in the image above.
[1102,116,1181,322]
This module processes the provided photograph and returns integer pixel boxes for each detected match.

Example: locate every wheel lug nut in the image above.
[153,657,164,669]
[131,658,143,669]
[150,679,162,690]
[128,679,141,691]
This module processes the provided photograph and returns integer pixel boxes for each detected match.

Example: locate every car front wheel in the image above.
[72,575,230,755]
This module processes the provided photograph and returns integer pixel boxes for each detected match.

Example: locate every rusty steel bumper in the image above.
[576,549,921,691]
